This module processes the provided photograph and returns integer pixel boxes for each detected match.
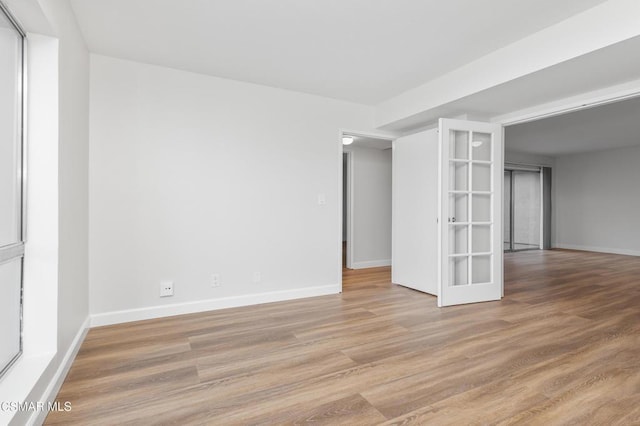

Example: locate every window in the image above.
[0,1,25,379]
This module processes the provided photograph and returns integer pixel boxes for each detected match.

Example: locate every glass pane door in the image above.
[439,119,503,307]
[447,130,493,287]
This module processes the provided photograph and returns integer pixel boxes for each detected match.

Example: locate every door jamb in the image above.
[343,150,354,270]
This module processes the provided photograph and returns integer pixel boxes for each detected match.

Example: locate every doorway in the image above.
[340,132,393,277]
[504,168,542,252]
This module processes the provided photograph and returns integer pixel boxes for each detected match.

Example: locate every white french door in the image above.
[438,118,503,307]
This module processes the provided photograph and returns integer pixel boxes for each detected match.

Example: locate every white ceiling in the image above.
[506,95,640,156]
[69,0,607,105]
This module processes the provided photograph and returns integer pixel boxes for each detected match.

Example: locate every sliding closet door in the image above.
[512,171,541,251]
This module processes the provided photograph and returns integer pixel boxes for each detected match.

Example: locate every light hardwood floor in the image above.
[46,250,640,425]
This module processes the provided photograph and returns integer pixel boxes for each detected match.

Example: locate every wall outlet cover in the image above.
[160,281,174,297]
[211,273,221,287]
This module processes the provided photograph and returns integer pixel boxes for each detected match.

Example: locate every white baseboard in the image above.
[91,284,341,327]
[554,243,640,257]
[351,259,392,269]
[29,316,90,426]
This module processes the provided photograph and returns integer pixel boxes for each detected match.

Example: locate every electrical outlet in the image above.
[211,273,221,287]
[160,281,174,297]
[252,272,261,283]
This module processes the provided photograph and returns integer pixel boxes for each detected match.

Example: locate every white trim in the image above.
[28,316,90,426]
[347,151,354,269]
[504,162,543,172]
[343,150,354,270]
[340,128,399,141]
[91,284,341,327]
[351,259,392,269]
[553,244,640,257]
[338,129,345,292]
[391,139,396,282]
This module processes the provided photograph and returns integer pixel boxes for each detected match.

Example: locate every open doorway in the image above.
[504,95,640,258]
[341,132,393,278]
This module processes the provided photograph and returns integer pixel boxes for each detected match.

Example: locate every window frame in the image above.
[0,0,27,380]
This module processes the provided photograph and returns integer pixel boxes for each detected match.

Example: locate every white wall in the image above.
[89,54,377,324]
[554,144,640,255]
[343,145,392,269]
[46,0,90,366]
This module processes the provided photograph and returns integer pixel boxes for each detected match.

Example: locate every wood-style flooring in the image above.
[46,249,640,425]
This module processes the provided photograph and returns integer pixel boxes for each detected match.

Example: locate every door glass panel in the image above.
[450,257,468,286]
[472,163,491,191]
[450,162,468,191]
[513,171,541,250]
[472,194,491,222]
[471,132,491,161]
[472,225,491,253]
[450,130,469,160]
[450,194,468,223]
[504,171,512,251]
[440,119,502,306]
[0,258,22,372]
[449,226,468,254]
[472,255,491,284]
[0,14,22,248]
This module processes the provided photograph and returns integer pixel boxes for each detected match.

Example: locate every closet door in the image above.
[438,119,503,307]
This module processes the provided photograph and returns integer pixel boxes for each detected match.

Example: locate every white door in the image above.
[438,118,503,307]
[392,130,438,295]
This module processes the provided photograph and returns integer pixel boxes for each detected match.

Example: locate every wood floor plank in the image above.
[46,249,640,425]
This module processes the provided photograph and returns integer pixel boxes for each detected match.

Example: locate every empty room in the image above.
[2,0,640,424]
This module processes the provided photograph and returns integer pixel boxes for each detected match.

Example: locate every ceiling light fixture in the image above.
[342,136,354,145]
[472,140,483,148]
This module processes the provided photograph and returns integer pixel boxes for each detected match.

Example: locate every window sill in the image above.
[0,352,55,425]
